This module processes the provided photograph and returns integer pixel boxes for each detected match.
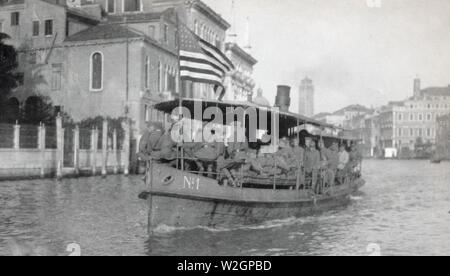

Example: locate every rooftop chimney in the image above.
[275,85,291,112]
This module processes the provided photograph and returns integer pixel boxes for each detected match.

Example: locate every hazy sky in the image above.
[203,0,450,114]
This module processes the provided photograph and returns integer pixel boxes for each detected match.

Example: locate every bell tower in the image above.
[414,77,421,98]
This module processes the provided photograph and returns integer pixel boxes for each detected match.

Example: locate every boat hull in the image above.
[147,192,355,230]
[144,163,365,231]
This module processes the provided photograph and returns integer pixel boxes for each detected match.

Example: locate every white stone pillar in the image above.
[123,121,130,176]
[101,119,108,176]
[56,116,63,180]
[74,125,80,175]
[113,128,118,174]
[91,127,98,175]
[39,123,46,178]
[13,122,20,149]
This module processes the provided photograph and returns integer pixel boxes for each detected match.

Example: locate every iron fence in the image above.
[0,124,14,148]
[19,125,39,149]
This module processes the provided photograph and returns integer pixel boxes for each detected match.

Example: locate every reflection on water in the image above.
[0,160,449,256]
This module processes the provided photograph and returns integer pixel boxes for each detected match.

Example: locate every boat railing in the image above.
[147,155,362,193]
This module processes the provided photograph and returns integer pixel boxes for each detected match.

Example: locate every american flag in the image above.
[179,23,234,100]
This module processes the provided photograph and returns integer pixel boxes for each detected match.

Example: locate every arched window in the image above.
[1,97,20,123]
[90,52,103,91]
[24,96,45,124]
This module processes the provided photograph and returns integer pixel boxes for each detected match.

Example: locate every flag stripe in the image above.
[180,50,228,74]
[199,40,234,70]
[180,59,225,76]
[180,75,223,87]
[179,22,234,101]
[180,66,223,79]
[180,70,223,83]
[201,49,232,72]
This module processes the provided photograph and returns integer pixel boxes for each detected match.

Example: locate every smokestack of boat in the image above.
[275,85,291,112]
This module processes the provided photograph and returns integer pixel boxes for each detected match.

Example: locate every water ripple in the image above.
[0,160,449,255]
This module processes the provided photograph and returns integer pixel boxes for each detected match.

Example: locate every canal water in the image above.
[0,160,449,256]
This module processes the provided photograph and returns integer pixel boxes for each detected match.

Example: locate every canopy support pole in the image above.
[176,11,184,172]
[296,117,301,190]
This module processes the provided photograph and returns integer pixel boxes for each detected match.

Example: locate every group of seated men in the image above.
[304,138,363,194]
[138,121,362,191]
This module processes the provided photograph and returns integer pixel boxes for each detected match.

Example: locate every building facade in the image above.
[313,104,373,129]
[298,76,314,117]
[380,79,450,153]
[0,0,100,122]
[362,112,381,158]
[377,103,396,150]
[151,0,231,100]
[313,112,345,128]
[1,0,258,132]
[436,113,450,160]
[224,42,256,102]
[386,79,450,150]
[0,0,179,136]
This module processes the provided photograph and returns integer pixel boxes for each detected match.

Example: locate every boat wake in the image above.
[153,224,231,234]
[152,216,311,234]
[350,195,364,201]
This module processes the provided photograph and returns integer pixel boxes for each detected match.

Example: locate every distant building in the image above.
[313,104,372,129]
[377,103,396,150]
[337,105,373,129]
[224,42,257,102]
[377,78,450,154]
[313,112,345,128]
[298,77,314,117]
[252,87,270,107]
[436,113,450,160]
[313,104,376,157]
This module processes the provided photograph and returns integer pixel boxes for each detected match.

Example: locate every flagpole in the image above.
[176,10,185,172]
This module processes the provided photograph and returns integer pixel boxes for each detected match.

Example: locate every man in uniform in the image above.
[325,142,339,186]
[138,121,178,163]
[155,124,177,162]
[259,153,290,177]
[138,122,164,161]
[194,127,224,176]
[223,123,264,184]
[349,142,363,178]
[290,137,305,189]
[304,138,320,193]
[278,137,295,171]
[226,127,248,161]
[317,139,329,193]
[290,137,305,170]
[259,153,279,176]
[336,144,350,184]
[182,127,203,170]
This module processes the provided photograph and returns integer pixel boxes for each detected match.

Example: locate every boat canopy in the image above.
[153,98,333,129]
